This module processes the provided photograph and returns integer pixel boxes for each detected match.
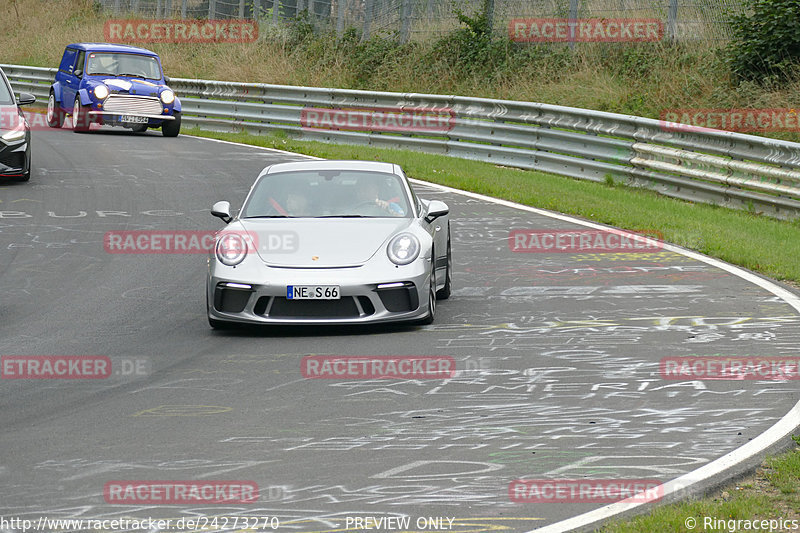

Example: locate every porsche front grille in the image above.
[103,95,163,115]
[256,296,375,318]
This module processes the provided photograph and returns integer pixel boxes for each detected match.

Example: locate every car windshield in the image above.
[242,170,412,218]
[0,74,13,105]
[85,52,162,80]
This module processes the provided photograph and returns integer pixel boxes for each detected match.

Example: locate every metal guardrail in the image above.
[5,63,800,219]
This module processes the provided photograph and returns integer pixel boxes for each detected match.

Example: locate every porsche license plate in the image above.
[120,115,148,124]
[287,285,340,300]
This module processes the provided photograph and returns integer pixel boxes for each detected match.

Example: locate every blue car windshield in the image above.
[242,170,412,218]
[85,53,162,80]
[0,76,13,105]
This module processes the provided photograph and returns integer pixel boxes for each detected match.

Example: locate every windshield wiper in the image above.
[120,73,146,79]
[90,72,118,76]
[244,215,296,219]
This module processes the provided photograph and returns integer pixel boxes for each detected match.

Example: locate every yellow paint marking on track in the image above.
[569,251,694,262]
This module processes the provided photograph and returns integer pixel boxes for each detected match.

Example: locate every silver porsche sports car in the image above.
[206,160,452,328]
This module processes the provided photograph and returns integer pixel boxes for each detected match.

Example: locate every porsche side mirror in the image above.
[211,201,232,224]
[424,200,449,223]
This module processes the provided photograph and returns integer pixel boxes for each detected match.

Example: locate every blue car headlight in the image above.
[387,233,420,265]
[160,89,175,105]
[94,84,109,100]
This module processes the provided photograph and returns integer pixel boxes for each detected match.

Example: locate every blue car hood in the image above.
[99,77,164,97]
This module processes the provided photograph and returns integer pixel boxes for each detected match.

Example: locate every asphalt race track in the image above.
[1,126,799,532]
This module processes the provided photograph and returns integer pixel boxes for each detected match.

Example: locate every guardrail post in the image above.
[273,0,280,23]
[239,0,245,18]
[209,0,216,19]
[181,0,187,18]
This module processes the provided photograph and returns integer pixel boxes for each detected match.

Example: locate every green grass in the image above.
[602,443,800,532]
[188,128,800,283]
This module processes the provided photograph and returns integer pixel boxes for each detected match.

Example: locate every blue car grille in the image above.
[103,95,163,115]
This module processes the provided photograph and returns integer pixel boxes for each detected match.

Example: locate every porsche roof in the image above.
[262,160,400,175]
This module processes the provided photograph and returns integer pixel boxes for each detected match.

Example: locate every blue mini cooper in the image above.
[47,43,181,136]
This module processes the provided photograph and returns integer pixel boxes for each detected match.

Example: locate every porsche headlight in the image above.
[216,233,248,266]
[387,233,420,265]
[160,89,175,104]
[94,84,109,100]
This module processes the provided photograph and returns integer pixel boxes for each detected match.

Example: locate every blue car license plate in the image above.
[120,115,148,124]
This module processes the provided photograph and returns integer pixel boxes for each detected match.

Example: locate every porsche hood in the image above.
[235,218,416,268]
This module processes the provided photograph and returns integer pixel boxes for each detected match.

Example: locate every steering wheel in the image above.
[351,200,388,215]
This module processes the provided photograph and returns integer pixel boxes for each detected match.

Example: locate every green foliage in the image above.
[601,44,661,78]
[287,9,316,46]
[299,28,415,87]
[725,0,800,81]
[425,1,512,78]
[349,36,410,86]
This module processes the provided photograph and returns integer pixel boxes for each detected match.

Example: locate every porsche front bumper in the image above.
[207,262,432,325]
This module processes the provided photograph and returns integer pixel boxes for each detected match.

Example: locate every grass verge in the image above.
[187,128,800,284]
[602,439,800,532]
